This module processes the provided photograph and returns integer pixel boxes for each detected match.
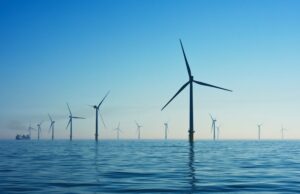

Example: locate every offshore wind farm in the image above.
[1,0,300,193]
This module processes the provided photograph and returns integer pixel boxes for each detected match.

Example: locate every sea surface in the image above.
[0,140,300,193]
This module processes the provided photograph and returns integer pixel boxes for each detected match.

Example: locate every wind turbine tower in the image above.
[164,122,169,140]
[37,122,43,140]
[89,91,109,142]
[210,114,217,141]
[48,114,55,141]
[161,40,232,143]
[281,126,287,140]
[114,122,121,140]
[66,103,85,141]
[257,124,262,140]
[135,121,142,140]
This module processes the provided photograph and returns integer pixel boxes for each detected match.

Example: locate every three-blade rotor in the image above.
[161,40,232,111]
[66,103,85,129]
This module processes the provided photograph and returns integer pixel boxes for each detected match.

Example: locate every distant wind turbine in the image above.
[257,124,262,140]
[210,114,217,141]
[135,121,142,140]
[164,122,169,140]
[66,103,85,141]
[37,121,43,140]
[27,123,35,139]
[114,122,121,140]
[48,114,55,141]
[89,91,110,142]
[161,40,232,142]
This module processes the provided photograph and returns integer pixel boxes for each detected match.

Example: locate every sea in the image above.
[0,140,300,193]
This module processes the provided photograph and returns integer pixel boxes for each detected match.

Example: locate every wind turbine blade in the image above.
[179,39,192,77]
[72,116,85,119]
[99,113,107,128]
[98,91,110,108]
[161,81,190,111]
[135,121,139,126]
[209,114,214,121]
[48,123,53,133]
[48,114,53,122]
[66,103,72,115]
[88,105,95,108]
[66,119,71,129]
[193,80,232,92]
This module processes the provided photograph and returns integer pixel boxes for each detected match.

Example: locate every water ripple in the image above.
[1,140,300,193]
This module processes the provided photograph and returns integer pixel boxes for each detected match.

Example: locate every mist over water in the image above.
[0,140,300,193]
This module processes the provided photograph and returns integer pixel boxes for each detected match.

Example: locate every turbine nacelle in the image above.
[135,121,142,129]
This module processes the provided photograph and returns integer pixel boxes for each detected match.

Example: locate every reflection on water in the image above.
[1,140,300,193]
[94,143,101,184]
[188,142,196,193]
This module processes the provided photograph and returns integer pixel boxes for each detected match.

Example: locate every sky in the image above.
[0,0,300,140]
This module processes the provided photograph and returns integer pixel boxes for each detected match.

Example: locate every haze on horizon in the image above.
[0,0,300,140]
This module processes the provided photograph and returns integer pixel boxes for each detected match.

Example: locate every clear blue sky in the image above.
[0,0,300,140]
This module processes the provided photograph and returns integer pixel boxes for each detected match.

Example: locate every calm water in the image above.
[0,140,300,193]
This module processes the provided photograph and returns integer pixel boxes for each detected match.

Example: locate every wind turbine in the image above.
[114,122,121,140]
[164,122,169,140]
[66,103,85,141]
[48,114,55,141]
[27,123,35,139]
[161,40,232,142]
[135,121,142,140]
[37,121,43,140]
[210,114,217,141]
[257,124,262,140]
[281,126,287,140]
[89,91,110,142]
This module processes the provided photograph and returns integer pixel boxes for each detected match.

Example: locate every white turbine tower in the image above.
[281,126,287,140]
[257,124,262,140]
[164,122,169,140]
[135,121,142,140]
[114,122,121,140]
[48,114,55,141]
[210,114,217,141]
[66,103,85,141]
